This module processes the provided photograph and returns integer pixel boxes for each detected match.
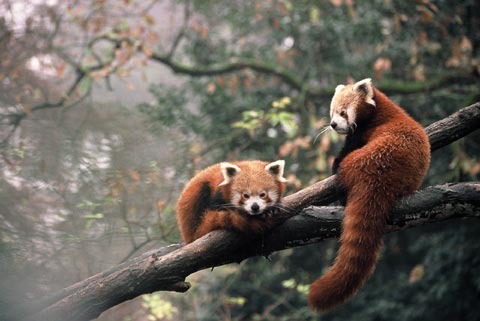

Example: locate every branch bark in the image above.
[8,102,480,321]
[150,52,479,98]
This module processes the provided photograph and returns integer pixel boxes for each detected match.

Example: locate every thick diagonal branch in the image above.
[16,182,480,321]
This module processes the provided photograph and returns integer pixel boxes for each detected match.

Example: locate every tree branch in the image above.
[150,51,479,99]
[150,53,306,90]
[166,0,191,59]
[15,182,480,321]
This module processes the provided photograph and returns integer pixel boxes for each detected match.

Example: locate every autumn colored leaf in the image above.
[90,66,111,79]
[128,170,141,183]
[142,45,153,58]
[373,57,392,79]
[217,75,226,87]
[413,64,425,81]
[143,14,156,26]
[330,0,343,7]
[23,104,32,115]
[279,141,294,157]
[409,264,425,283]
[278,2,289,16]
[320,135,330,152]
[56,62,66,77]
[229,75,239,92]
[206,82,216,94]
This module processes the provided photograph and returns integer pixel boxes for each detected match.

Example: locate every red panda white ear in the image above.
[335,84,345,93]
[265,160,288,183]
[353,78,376,107]
[219,163,241,186]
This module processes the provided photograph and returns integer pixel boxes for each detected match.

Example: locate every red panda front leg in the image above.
[193,209,274,241]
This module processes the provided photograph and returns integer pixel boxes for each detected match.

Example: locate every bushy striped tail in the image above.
[308,192,391,311]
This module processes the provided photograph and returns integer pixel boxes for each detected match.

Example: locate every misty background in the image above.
[0,0,479,320]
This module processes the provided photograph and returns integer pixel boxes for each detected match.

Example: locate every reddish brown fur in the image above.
[177,160,286,243]
[308,85,431,311]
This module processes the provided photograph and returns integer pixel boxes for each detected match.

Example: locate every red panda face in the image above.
[219,160,287,215]
[231,188,281,215]
[329,78,376,135]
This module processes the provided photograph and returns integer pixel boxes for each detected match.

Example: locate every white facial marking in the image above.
[243,196,267,215]
[231,192,242,206]
[346,104,356,125]
[330,84,345,117]
[268,190,279,203]
[331,112,349,134]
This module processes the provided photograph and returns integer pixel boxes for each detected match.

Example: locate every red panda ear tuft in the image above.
[265,160,288,183]
[219,163,241,186]
[335,84,345,93]
[353,78,376,107]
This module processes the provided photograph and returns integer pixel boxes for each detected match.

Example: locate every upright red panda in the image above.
[176,160,287,243]
[308,78,430,311]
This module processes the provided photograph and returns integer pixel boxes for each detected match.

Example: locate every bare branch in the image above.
[150,53,305,90]
[425,102,480,151]
[149,53,479,99]
[167,0,191,58]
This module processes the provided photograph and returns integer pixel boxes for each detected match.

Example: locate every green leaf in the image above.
[79,76,92,94]
[282,278,296,289]
[84,213,104,219]
[225,296,246,306]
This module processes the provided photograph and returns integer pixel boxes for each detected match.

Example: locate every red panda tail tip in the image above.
[307,281,335,312]
[307,271,360,312]
[307,227,384,311]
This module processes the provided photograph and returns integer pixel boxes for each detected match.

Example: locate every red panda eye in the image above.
[340,110,346,117]
[260,192,266,198]
[243,193,250,199]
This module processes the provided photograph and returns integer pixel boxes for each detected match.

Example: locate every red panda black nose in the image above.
[251,203,260,213]
[330,121,337,129]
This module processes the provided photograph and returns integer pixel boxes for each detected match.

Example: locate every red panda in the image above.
[308,78,431,311]
[176,160,287,243]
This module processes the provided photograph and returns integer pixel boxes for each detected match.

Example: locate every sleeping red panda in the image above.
[308,78,431,311]
[176,160,287,243]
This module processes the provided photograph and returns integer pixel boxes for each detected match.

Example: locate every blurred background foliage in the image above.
[0,0,479,320]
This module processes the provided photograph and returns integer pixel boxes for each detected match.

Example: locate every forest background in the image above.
[0,0,479,320]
